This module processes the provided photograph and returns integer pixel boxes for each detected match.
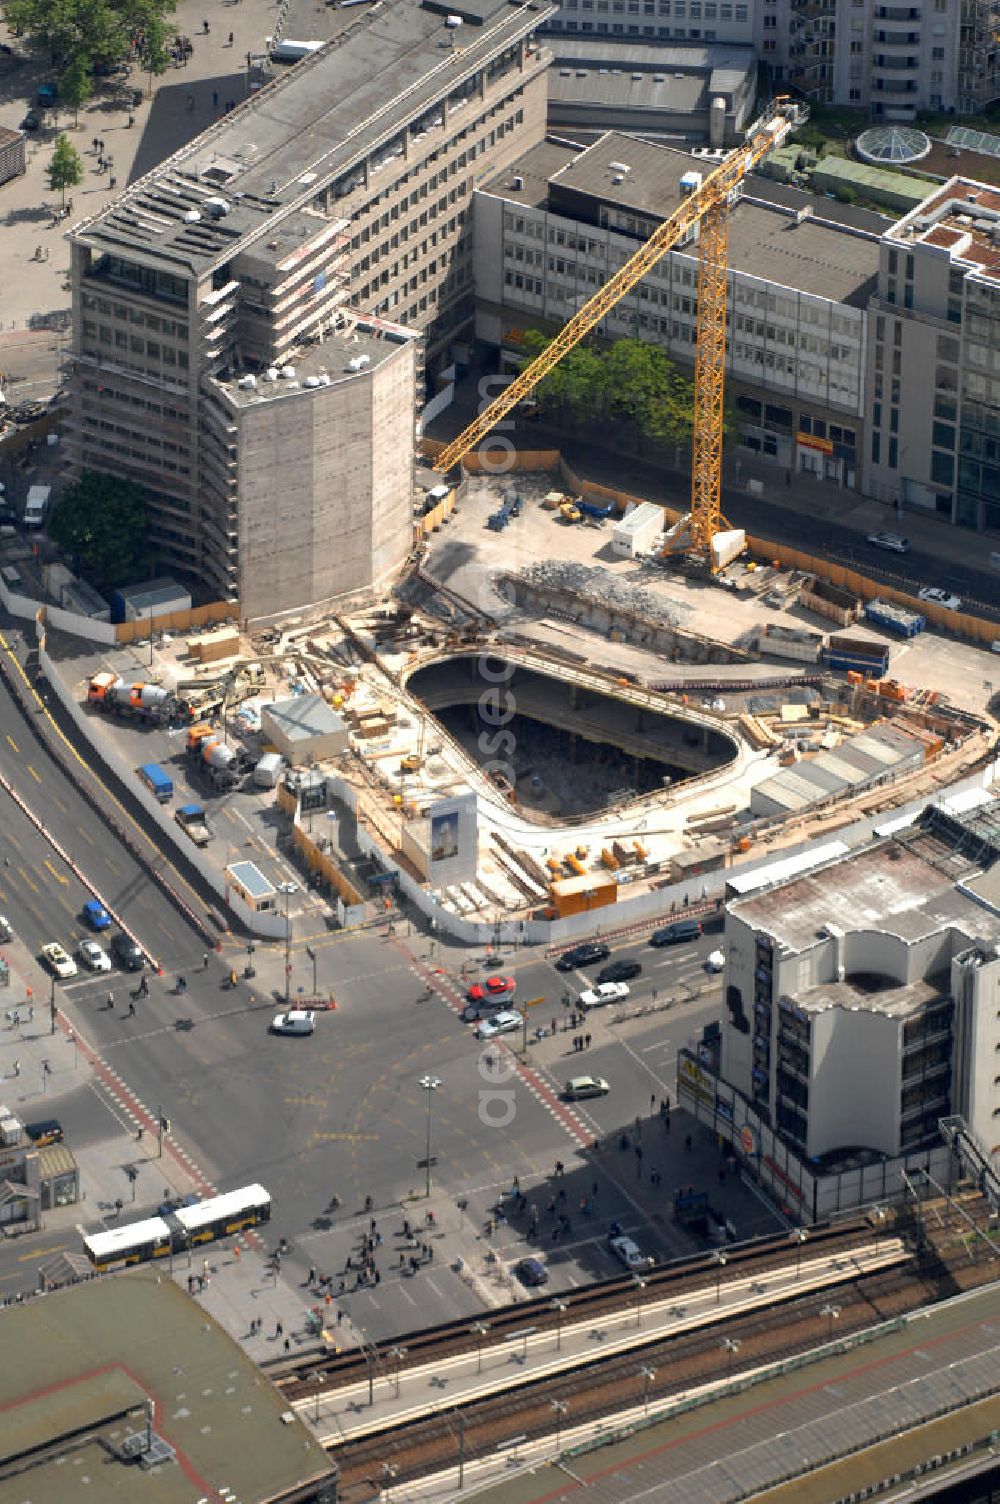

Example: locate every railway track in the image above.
[330,1246,995,1502]
[271,1214,884,1402]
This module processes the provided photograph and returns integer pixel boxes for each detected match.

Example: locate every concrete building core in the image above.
[64,0,554,613]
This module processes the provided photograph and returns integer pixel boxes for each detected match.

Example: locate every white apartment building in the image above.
[719,799,1000,1169]
[475,132,875,484]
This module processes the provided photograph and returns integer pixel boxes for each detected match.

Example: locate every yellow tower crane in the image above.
[432,97,807,570]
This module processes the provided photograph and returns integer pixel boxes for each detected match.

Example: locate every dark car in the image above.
[554,941,611,972]
[157,1192,201,1217]
[111,931,144,971]
[515,1257,549,1287]
[650,919,702,947]
[24,1118,63,1146]
[597,958,642,984]
[20,108,40,130]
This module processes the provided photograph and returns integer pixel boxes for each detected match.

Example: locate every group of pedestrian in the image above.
[571,1033,592,1052]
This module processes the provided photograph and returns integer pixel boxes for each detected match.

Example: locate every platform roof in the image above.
[0,1265,333,1503]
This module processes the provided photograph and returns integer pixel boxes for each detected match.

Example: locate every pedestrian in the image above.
[127,1000,136,1017]
[307,1265,316,1284]
[551,1016,557,1036]
[127,112,134,127]
[203,18,210,32]
[650,1093,656,1115]
[109,176,116,189]
[106,991,114,1010]
[374,1268,380,1284]
[186,93,194,109]
[585,1032,592,1049]
[203,953,209,970]
[92,135,99,152]
[228,30,234,45]
[99,137,105,152]
[275,1320,283,1338]
[12,1060,19,1077]
[212,89,219,108]
[284,1337,291,1352]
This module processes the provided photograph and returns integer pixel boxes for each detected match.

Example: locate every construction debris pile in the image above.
[514,560,687,627]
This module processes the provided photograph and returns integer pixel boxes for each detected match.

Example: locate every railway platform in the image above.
[306,1236,909,1444]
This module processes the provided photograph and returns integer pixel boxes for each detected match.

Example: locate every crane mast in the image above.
[431,98,806,565]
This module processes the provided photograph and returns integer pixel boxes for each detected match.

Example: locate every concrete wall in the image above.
[237,341,416,621]
[808,1006,901,1159]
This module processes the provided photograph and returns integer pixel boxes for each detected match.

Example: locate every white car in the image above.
[918,586,962,611]
[475,1009,521,1040]
[270,1009,316,1036]
[0,916,13,942]
[706,949,726,973]
[609,1234,654,1271]
[41,942,78,980]
[78,939,112,973]
[579,981,629,1009]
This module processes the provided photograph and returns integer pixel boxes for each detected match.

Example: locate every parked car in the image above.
[79,939,111,972]
[82,900,111,931]
[579,982,629,1009]
[466,974,516,1004]
[0,916,13,942]
[514,1256,549,1287]
[41,942,77,979]
[597,958,642,984]
[270,1009,316,1036]
[918,586,962,611]
[650,919,702,947]
[475,1009,521,1040]
[20,108,40,131]
[24,1119,64,1146]
[866,530,911,554]
[554,941,611,972]
[609,1234,654,1270]
[564,1075,610,1100]
[110,932,144,971]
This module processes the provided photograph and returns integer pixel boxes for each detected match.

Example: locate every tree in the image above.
[60,54,92,128]
[5,0,176,80]
[49,472,151,588]
[47,133,83,208]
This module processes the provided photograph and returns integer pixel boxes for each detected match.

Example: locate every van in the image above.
[650,918,702,947]
[23,484,51,529]
[1,565,24,591]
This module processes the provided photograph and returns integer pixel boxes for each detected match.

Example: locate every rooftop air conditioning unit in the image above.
[512,174,524,189]
[281,365,296,378]
[183,209,202,223]
[265,366,279,381]
[239,375,257,389]
[446,13,462,24]
[203,195,230,217]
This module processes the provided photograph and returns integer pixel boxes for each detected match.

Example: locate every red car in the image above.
[466,974,516,1004]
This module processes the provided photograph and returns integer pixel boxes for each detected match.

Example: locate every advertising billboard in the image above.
[427,794,478,884]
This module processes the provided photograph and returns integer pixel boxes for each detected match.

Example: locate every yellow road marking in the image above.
[18,866,39,895]
[310,1131,380,1143]
[43,859,68,886]
[19,1243,67,1263]
[27,764,41,783]
[5,734,17,752]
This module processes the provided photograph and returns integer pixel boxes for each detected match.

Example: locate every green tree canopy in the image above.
[46,133,83,206]
[60,53,92,127]
[5,0,176,76]
[50,472,151,588]
[515,330,697,452]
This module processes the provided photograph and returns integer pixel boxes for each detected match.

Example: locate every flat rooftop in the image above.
[0,1266,334,1503]
[264,692,346,741]
[489,131,880,302]
[73,0,555,273]
[732,819,1000,954]
[547,42,754,117]
[792,971,949,1020]
[209,320,411,408]
[889,174,1000,282]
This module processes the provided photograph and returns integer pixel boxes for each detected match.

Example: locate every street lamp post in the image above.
[721,1336,741,1378]
[714,1249,727,1304]
[632,1273,647,1328]
[639,1364,656,1416]
[306,944,317,998]
[388,1345,407,1398]
[551,1398,568,1451]
[869,1203,886,1255]
[470,1321,490,1374]
[550,1298,567,1352]
[279,882,298,1006]
[820,1301,841,1343]
[790,1227,808,1279]
[419,1075,441,1199]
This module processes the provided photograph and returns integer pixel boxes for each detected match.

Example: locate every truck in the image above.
[175,803,212,847]
[197,739,241,790]
[578,498,615,521]
[88,673,176,725]
[137,762,173,803]
[23,484,51,529]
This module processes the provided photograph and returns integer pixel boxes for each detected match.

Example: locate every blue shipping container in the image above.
[138,762,173,802]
